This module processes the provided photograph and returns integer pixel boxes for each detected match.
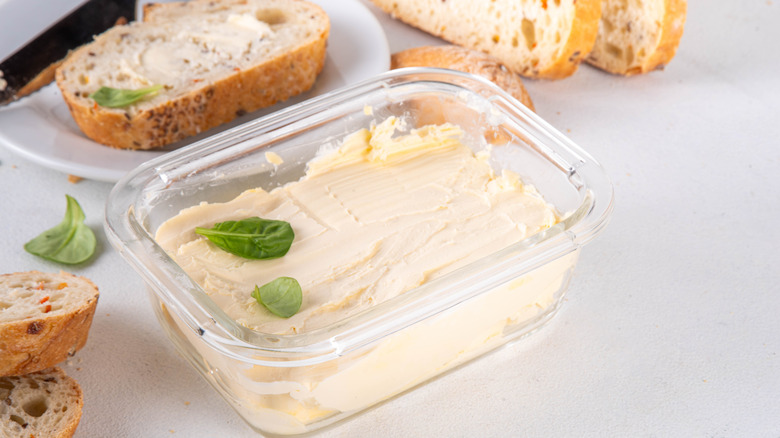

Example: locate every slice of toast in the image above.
[371,0,601,79]
[0,271,99,377]
[55,0,330,150]
[0,367,83,438]
[586,0,687,75]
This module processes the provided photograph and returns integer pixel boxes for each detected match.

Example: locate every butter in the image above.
[227,13,273,36]
[155,118,576,434]
[265,151,284,166]
[104,13,275,89]
[156,118,558,335]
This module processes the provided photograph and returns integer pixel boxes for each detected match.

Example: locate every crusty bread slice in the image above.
[0,367,83,438]
[370,0,601,79]
[391,45,535,111]
[0,271,99,377]
[55,0,330,150]
[586,0,687,75]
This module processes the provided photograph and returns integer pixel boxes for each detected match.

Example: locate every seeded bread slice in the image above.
[370,0,601,79]
[391,45,534,111]
[0,367,83,438]
[0,271,99,377]
[586,0,687,75]
[55,0,330,150]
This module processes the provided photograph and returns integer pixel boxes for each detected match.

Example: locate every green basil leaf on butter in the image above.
[24,195,96,264]
[195,217,294,260]
[89,84,163,108]
[252,277,302,318]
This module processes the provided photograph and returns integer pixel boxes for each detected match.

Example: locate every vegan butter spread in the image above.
[154,117,578,434]
[116,13,274,88]
[155,117,558,335]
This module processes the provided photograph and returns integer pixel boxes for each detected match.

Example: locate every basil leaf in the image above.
[89,84,163,108]
[195,217,294,260]
[252,277,302,318]
[24,195,96,264]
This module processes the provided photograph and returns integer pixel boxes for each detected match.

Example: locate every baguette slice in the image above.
[370,0,601,79]
[55,0,330,150]
[391,45,535,111]
[0,367,83,438]
[0,271,99,377]
[586,0,687,75]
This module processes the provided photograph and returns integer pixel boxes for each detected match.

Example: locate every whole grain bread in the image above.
[55,0,330,150]
[586,0,687,75]
[370,0,601,79]
[0,367,83,438]
[391,45,535,111]
[0,271,99,377]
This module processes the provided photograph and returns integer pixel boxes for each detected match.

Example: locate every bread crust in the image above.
[541,0,602,79]
[371,0,601,79]
[641,0,687,74]
[0,271,99,377]
[391,45,535,111]
[55,0,330,150]
[586,0,687,75]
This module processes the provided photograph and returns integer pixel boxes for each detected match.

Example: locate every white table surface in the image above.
[1,1,779,436]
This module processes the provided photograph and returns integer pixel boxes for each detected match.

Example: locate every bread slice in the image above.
[55,0,330,150]
[370,0,601,79]
[0,367,83,438]
[586,0,687,75]
[391,45,535,111]
[0,271,99,377]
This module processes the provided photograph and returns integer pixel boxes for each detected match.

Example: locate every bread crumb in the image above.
[184,401,190,406]
[169,430,176,434]
[68,174,84,184]
[567,128,572,133]
[265,151,283,166]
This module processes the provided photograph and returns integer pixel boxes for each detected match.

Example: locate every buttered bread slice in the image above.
[55,0,330,150]
[370,0,601,79]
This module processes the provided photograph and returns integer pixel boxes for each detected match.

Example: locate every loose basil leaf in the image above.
[89,84,163,108]
[195,217,294,260]
[252,277,302,318]
[24,195,96,264]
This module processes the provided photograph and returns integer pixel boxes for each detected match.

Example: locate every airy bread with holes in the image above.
[586,0,687,75]
[370,0,601,79]
[0,367,83,438]
[55,0,330,150]
[391,45,535,111]
[0,271,99,377]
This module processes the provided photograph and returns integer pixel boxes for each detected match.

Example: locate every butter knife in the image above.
[0,0,136,106]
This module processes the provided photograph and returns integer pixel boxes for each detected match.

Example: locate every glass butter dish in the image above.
[105,68,613,435]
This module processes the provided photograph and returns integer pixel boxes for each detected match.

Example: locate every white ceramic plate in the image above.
[0,0,389,182]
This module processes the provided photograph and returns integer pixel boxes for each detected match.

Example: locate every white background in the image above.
[1,0,778,436]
